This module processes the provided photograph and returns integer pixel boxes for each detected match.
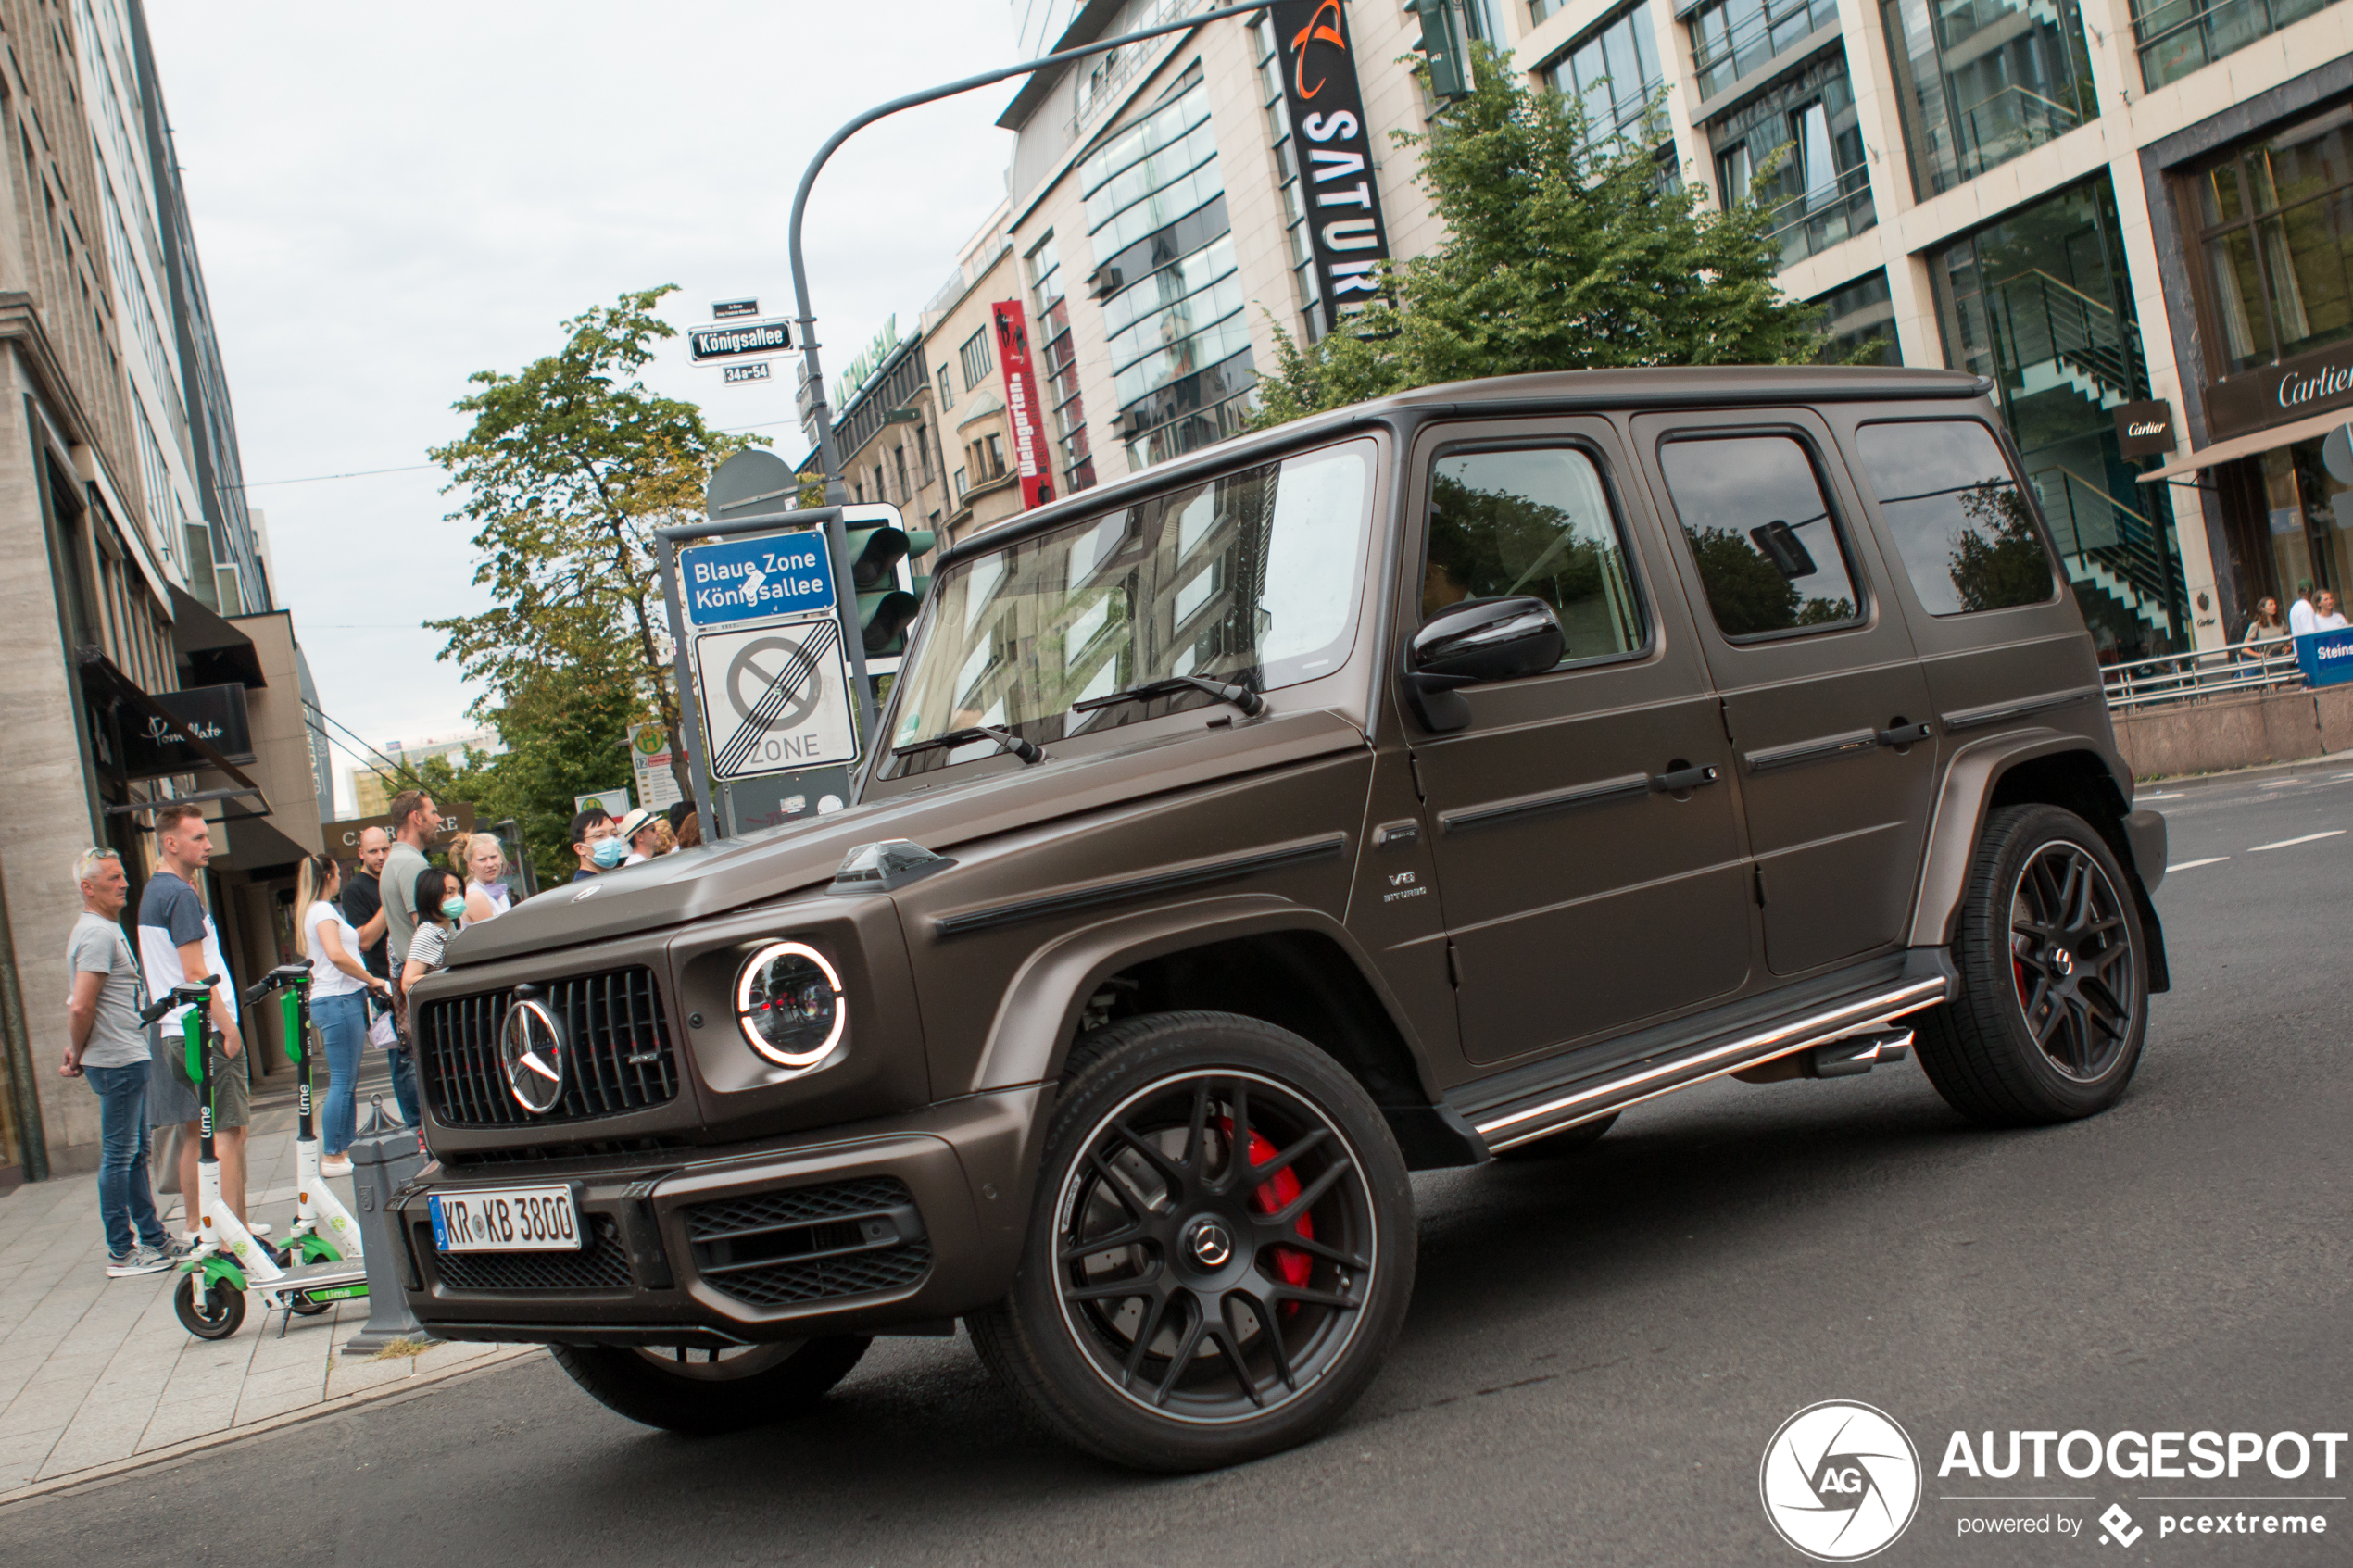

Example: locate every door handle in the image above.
[1650,764,1721,792]
[1875,721,1933,746]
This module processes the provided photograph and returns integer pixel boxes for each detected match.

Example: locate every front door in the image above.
[1633,411,1939,977]
[1402,419,1753,1067]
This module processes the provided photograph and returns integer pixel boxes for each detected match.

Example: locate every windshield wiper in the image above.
[890,725,1046,765]
[1070,674,1265,719]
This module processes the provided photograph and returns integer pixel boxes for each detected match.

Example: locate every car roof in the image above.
[937,365,1991,571]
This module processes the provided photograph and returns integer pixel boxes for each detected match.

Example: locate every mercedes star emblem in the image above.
[1187,1218,1234,1269]
[499,998,567,1115]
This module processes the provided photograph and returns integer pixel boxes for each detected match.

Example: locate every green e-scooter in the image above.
[145,968,370,1339]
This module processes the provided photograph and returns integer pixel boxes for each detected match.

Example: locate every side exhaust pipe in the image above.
[1734,1028,1914,1084]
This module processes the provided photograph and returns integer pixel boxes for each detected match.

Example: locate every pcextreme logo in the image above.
[1761,1400,1924,1561]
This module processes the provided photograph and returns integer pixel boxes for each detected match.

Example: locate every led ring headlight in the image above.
[734,941,845,1069]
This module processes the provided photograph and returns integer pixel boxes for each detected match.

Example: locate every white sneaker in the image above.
[246,1221,273,1237]
[320,1154,353,1176]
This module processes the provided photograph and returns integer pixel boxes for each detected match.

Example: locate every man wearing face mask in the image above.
[571,806,620,882]
[380,789,442,1125]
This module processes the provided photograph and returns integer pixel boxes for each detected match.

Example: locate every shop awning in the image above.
[168,583,268,688]
[2137,407,2353,483]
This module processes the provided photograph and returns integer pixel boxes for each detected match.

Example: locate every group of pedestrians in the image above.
[58,783,681,1273]
[59,802,255,1276]
[2239,583,2351,654]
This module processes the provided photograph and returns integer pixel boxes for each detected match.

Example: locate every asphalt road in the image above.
[11,761,2350,1567]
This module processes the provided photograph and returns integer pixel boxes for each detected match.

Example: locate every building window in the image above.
[1027,234,1096,493]
[1931,175,2186,659]
[1546,1,1667,145]
[894,445,912,502]
[970,433,1008,482]
[1881,0,2096,197]
[954,465,968,500]
[1812,270,1899,364]
[959,328,994,393]
[2130,0,2343,93]
[2184,102,2353,380]
[1252,14,1327,339]
[916,426,935,483]
[1686,0,1834,104]
[1077,71,1257,471]
[1706,48,1875,268]
[937,363,954,409]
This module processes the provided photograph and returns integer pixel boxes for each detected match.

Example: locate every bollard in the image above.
[341,1117,437,1356]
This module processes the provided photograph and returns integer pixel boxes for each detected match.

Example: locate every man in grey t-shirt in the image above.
[62,848,177,1274]
[379,788,442,1127]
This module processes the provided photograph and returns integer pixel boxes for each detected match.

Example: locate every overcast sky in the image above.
[145,3,1022,811]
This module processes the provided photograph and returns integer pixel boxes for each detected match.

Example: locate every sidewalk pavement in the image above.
[0,1064,535,1502]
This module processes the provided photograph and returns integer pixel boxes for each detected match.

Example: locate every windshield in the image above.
[881,439,1375,776]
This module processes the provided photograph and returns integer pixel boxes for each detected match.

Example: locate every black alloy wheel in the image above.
[1914,803,2149,1126]
[971,1011,1415,1472]
[1053,1067,1376,1423]
[2008,839,2137,1081]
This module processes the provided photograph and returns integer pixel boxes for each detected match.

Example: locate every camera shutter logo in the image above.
[1759,1400,1921,1561]
[499,998,567,1115]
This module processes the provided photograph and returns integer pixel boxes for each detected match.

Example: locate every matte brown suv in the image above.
[398,367,2168,1472]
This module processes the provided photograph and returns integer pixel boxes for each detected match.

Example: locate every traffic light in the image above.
[843,519,936,662]
[1407,0,1470,100]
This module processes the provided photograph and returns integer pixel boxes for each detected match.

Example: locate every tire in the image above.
[175,1273,245,1339]
[1491,1112,1619,1161]
[1914,803,2148,1127]
[969,1010,1416,1473]
[550,1337,870,1436]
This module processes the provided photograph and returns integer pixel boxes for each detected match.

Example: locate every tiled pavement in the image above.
[0,1083,535,1501]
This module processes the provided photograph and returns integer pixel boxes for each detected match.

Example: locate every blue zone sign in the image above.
[680,531,837,628]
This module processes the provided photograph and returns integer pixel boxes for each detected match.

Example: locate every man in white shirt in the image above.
[137,802,255,1234]
[2288,582,2320,635]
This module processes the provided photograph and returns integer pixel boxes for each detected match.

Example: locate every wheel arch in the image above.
[963,897,1485,1170]
[1907,730,2169,991]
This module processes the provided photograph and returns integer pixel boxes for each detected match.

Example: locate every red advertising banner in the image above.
[992,300,1055,510]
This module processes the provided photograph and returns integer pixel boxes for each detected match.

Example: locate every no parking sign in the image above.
[692,614,859,780]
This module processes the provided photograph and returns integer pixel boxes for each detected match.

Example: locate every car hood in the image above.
[445,709,1369,968]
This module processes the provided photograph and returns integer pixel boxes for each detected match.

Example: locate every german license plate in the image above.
[429,1185,582,1253]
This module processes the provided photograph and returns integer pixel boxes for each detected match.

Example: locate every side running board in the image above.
[1466,970,1950,1154]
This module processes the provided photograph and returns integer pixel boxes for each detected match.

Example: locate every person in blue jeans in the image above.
[295,853,392,1174]
[61,848,181,1275]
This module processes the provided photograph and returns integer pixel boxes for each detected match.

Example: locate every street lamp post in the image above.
[785,2,1270,746]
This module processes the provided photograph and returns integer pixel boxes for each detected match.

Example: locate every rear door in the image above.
[1402,417,1753,1067]
[1633,410,1939,977]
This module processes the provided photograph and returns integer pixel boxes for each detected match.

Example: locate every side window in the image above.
[1853,420,2057,615]
[1425,447,1645,663]
[1658,435,1863,638]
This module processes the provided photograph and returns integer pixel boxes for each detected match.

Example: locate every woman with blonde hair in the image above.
[450,832,512,926]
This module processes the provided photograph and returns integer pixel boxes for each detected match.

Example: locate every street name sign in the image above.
[678,530,837,628]
[688,317,793,367]
[712,298,760,320]
[694,615,858,780]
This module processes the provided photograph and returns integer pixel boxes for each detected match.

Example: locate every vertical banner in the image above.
[992,301,1056,510]
[1271,0,1392,329]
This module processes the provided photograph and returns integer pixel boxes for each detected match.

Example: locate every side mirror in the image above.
[1403,596,1565,732]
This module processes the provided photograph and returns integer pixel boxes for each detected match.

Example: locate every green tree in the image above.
[425,286,761,807]
[1254,49,1829,426]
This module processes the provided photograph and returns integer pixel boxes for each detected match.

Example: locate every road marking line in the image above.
[2166,857,2229,871]
[2141,790,2183,799]
[2247,830,2347,852]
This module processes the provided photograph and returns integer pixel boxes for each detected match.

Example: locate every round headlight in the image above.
[734,942,845,1069]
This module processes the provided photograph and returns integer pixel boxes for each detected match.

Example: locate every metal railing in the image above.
[2034,463,2183,633]
[1990,268,2143,406]
[2102,641,2304,710]
[1953,82,2084,181]
[1762,164,1876,264]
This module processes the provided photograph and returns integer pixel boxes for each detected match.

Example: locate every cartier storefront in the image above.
[2142,67,2353,640]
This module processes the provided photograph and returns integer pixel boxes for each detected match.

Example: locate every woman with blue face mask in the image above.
[400,868,470,995]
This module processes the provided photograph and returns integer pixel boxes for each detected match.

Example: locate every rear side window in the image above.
[1658,435,1862,638]
[1854,420,2057,615]
[1426,446,1644,663]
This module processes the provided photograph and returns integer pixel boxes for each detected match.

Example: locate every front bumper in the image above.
[396,1086,1046,1346]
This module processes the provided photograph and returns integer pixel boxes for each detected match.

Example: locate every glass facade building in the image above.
[1707,49,1877,267]
[1687,0,1839,103]
[1881,0,2098,197]
[1932,178,2187,659]
[2130,0,2344,91]
[1545,1,1666,144]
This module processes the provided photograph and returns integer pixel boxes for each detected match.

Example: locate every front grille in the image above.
[423,1215,634,1292]
[686,1177,932,1311]
[417,968,679,1128]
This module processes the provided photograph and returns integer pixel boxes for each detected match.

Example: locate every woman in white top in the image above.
[294,853,391,1174]
[402,868,468,992]
[454,833,513,926]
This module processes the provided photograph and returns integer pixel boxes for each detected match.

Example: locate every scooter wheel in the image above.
[175,1273,245,1339]
[289,1298,332,1317]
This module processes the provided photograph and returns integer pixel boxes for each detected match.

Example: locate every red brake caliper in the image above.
[1219,1118,1313,1289]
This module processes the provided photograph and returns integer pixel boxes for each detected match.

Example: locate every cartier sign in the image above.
[2205,339,2353,440]
[2114,399,2173,458]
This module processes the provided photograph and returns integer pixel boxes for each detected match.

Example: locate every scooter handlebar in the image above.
[242,961,314,1006]
[138,975,221,1026]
